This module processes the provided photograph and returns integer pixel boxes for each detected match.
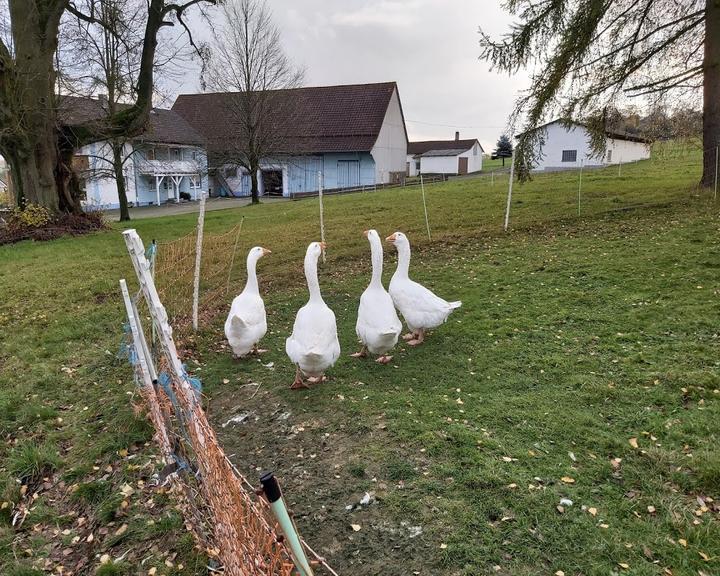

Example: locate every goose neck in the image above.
[305,252,323,302]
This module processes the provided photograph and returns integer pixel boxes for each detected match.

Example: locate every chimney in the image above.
[455,131,459,141]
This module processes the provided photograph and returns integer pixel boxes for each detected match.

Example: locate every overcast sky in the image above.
[179,0,528,152]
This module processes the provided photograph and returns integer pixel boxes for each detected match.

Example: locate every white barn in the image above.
[524,120,651,171]
[407,134,483,177]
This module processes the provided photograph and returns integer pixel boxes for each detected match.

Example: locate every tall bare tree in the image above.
[480,1,712,184]
[203,0,303,204]
[0,0,215,213]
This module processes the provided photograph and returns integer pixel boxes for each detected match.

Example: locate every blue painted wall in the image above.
[216,153,377,198]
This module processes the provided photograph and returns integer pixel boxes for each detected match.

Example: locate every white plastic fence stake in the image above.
[318,171,326,263]
[491,170,494,186]
[715,146,718,201]
[577,160,584,216]
[618,158,622,177]
[192,193,207,332]
[503,154,515,231]
[420,174,432,241]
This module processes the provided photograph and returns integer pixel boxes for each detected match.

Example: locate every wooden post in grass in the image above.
[318,171,326,262]
[192,193,207,332]
[420,174,432,241]
[503,154,515,231]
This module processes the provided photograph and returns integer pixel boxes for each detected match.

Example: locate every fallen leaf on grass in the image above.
[618,562,630,570]
[555,571,565,576]
[699,551,710,561]
[588,507,597,516]
[561,476,575,484]
[678,539,687,547]
[629,438,639,449]
[350,524,361,532]
[647,505,656,514]
[100,554,111,565]
[114,524,127,536]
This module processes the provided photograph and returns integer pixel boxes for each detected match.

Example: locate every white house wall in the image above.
[371,88,408,183]
[532,122,651,170]
[406,154,419,177]
[605,138,651,164]
[458,143,483,173]
[420,155,460,174]
[79,141,138,210]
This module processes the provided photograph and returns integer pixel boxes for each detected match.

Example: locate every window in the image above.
[170,148,181,159]
[473,144,478,156]
[561,150,577,163]
[415,160,421,171]
[223,165,238,178]
[606,149,612,162]
[146,148,156,160]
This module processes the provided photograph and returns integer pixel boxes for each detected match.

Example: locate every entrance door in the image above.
[262,170,283,196]
[337,160,360,189]
[458,157,468,175]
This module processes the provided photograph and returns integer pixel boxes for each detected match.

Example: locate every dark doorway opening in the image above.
[262,170,283,196]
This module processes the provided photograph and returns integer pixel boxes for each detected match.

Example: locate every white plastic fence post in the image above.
[420,174,431,241]
[491,170,494,186]
[618,158,622,177]
[578,160,584,216]
[715,146,718,201]
[192,193,207,332]
[504,154,515,231]
[318,171,326,263]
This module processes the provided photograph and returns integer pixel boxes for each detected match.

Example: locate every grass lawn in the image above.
[1,145,718,575]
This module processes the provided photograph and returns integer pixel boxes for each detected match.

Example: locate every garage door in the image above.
[337,160,360,189]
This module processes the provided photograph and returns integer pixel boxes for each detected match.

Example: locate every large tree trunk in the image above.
[250,164,260,204]
[112,141,131,221]
[5,2,67,211]
[703,0,720,188]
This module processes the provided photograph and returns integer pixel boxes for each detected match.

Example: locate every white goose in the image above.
[285,242,341,389]
[353,229,402,364]
[224,246,271,357]
[386,231,461,345]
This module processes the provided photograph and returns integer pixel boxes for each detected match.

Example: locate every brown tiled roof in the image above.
[58,95,205,146]
[408,138,480,156]
[171,82,404,162]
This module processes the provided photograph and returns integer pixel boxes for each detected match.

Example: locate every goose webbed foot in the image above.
[350,346,368,359]
[251,345,269,355]
[375,355,393,364]
[407,329,425,347]
[290,367,310,390]
[402,332,416,341]
[307,375,328,384]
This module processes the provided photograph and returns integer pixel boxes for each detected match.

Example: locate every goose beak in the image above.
[363,230,369,237]
[262,248,272,256]
[385,233,397,243]
[319,242,327,250]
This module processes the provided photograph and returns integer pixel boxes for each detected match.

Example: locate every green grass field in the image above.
[1,144,718,575]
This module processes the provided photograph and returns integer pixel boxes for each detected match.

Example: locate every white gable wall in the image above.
[371,88,408,183]
[459,142,483,173]
[534,123,603,170]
